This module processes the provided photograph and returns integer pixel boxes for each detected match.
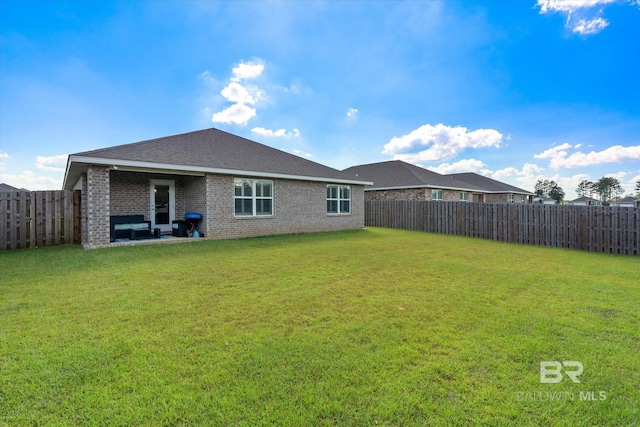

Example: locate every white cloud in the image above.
[1,170,62,191]
[491,167,519,179]
[492,163,544,180]
[535,143,640,169]
[210,59,266,125]
[220,82,261,105]
[605,171,627,181]
[36,154,68,172]
[427,158,491,175]
[382,123,503,163]
[0,152,9,158]
[251,127,300,138]
[534,142,573,160]
[231,60,265,82]
[347,107,359,118]
[211,103,257,124]
[573,17,609,34]
[536,0,621,35]
[537,0,615,14]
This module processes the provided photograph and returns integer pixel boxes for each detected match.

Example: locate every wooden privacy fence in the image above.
[366,200,640,255]
[1,190,81,250]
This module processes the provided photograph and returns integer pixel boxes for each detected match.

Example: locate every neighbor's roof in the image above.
[0,183,27,192]
[571,196,599,202]
[342,161,485,192]
[613,196,638,204]
[64,127,371,189]
[446,173,534,195]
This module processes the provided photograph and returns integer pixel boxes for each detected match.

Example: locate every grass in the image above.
[1,227,639,426]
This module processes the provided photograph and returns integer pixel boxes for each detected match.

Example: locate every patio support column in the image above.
[85,165,111,248]
[203,173,215,238]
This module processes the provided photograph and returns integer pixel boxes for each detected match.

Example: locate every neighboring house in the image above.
[533,196,556,205]
[63,127,371,249]
[343,160,484,202]
[0,183,28,192]
[611,196,640,208]
[342,161,533,203]
[571,196,600,206]
[446,173,534,203]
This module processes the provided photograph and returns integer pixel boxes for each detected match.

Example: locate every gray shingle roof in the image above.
[446,172,533,195]
[0,183,27,192]
[65,127,368,188]
[342,161,485,191]
[614,196,638,203]
[571,196,599,203]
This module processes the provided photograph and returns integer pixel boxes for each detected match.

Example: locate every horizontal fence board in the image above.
[365,200,640,256]
[1,190,81,250]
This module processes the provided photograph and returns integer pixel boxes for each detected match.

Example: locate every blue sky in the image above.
[1,0,639,198]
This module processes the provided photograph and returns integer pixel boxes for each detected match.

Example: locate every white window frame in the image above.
[327,185,351,215]
[459,192,468,202]
[520,195,526,203]
[432,189,443,201]
[508,193,515,203]
[234,178,274,217]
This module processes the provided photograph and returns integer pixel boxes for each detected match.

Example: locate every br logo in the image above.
[540,361,584,383]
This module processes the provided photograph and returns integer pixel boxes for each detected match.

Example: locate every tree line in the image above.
[534,178,640,205]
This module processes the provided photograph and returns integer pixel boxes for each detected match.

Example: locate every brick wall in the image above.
[365,187,472,202]
[110,171,149,217]
[85,165,110,248]
[78,174,88,246]
[183,176,207,234]
[205,174,364,240]
[365,188,428,201]
[485,193,529,203]
[364,188,527,203]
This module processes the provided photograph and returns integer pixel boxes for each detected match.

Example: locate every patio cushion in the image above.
[114,223,149,231]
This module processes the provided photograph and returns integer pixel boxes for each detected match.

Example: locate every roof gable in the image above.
[65,128,369,188]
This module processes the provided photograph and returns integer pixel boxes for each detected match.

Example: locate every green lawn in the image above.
[1,228,638,426]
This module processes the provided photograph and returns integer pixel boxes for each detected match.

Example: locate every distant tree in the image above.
[534,179,564,203]
[635,179,640,197]
[548,186,565,204]
[593,176,624,205]
[575,180,595,198]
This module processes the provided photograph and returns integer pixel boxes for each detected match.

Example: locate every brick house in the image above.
[63,128,371,249]
[343,160,533,203]
[446,172,534,203]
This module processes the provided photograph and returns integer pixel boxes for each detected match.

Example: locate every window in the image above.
[520,195,526,203]
[508,193,515,203]
[459,192,468,202]
[327,185,351,214]
[234,179,273,217]
[432,189,443,201]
